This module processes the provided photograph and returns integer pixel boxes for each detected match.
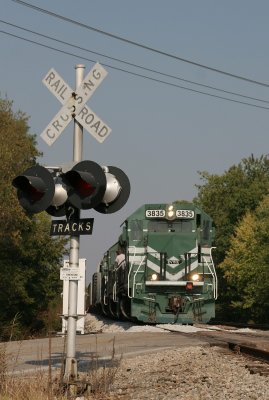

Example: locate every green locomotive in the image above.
[91,202,217,324]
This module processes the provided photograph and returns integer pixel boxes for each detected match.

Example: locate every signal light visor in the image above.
[13,176,45,202]
[65,171,96,197]
[63,160,106,210]
[12,165,55,214]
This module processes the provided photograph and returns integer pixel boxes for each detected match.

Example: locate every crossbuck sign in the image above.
[41,63,111,146]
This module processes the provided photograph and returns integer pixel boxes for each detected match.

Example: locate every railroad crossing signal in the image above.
[17,63,129,386]
[12,161,130,216]
[40,63,112,146]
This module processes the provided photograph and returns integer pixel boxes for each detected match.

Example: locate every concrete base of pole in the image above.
[63,357,78,383]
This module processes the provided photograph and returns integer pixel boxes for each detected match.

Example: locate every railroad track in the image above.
[158,322,269,376]
[228,343,269,376]
[209,320,269,331]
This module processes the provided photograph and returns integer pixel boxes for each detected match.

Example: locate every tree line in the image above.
[1,96,268,339]
[0,97,67,339]
[195,154,269,323]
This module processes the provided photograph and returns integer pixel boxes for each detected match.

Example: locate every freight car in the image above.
[90,202,217,324]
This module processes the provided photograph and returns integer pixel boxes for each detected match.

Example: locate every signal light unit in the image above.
[12,160,130,216]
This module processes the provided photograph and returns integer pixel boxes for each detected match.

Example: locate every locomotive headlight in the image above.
[166,204,175,220]
[151,273,159,281]
[191,273,200,281]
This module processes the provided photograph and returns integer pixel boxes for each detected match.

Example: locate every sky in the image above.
[1,0,269,282]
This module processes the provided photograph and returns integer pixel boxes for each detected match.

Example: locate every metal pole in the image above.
[64,64,85,382]
[73,64,85,163]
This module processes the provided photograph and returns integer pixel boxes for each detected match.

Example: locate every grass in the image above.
[0,335,121,399]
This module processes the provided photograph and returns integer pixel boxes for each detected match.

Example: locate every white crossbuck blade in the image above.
[40,63,111,146]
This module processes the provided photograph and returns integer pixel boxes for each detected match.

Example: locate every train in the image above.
[89,202,217,324]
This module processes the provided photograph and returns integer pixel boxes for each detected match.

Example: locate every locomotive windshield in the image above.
[148,220,192,233]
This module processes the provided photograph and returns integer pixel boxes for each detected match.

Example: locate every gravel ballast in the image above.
[83,314,269,399]
[101,345,269,399]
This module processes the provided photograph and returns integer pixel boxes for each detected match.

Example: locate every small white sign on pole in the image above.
[61,258,86,335]
[60,267,83,281]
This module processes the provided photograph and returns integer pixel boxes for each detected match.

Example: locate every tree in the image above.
[0,97,67,338]
[194,154,269,319]
[220,195,269,322]
[0,97,38,246]
[195,154,269,264]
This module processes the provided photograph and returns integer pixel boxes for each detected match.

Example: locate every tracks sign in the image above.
[50,218,94,236]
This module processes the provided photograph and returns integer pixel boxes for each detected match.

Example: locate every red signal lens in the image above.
[27,186,43,202]
[75,179,95,197]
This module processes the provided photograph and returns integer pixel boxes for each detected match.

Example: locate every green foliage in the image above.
[0,97,67,339]
[194,154,269,321]
[195,154,269,264]
[220,196,269,322]
[0,97,38,246]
